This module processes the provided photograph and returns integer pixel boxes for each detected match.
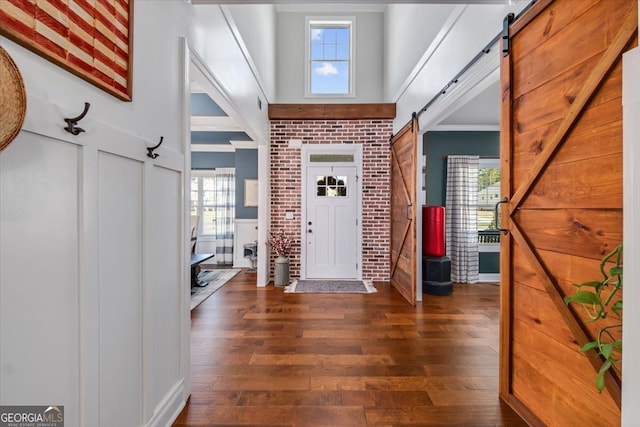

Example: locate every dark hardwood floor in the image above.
[173,272,527,426]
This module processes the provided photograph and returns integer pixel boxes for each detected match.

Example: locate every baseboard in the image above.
[145,379,187,427]
[233,260,252,269]
[479,273,500,283]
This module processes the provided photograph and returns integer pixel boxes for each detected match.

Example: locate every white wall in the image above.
[383,3,457,102]
[224,4,277,103]
[191,5,270,144]
[275,11,384,103]
[393,2,524,131]
[0,2,192,426]
[622,14,640,422]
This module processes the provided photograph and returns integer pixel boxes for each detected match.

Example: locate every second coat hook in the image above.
[147,136,163,159]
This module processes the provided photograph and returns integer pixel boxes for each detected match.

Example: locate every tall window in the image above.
[191,169,236,236]
[477,159,501,236]
[306,17,354,97]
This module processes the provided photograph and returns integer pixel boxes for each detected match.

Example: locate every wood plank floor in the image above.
[173,273,528,427]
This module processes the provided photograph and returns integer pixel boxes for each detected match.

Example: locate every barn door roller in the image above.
[502,13,515,56]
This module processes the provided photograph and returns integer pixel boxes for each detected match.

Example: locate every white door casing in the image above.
[301,145,362,280]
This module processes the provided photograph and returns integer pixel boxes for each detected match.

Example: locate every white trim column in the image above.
[622,41,640,426]
[257,143,270,286]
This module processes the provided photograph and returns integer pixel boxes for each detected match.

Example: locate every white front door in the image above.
[305,165,358,279]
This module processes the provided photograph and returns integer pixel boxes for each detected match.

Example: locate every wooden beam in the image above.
[268,103,396,120]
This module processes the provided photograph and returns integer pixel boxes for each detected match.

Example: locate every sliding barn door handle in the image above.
[407,204,412,220]
[495,197,509,235]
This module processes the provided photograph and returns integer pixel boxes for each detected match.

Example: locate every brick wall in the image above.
[270,119,393,281]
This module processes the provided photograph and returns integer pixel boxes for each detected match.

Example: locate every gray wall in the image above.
[423,131,500,275]
[423,131,500,206]
[234,149,259,219]
[191,93,226,116]
[276,11,384,103]
[191,150,258,220]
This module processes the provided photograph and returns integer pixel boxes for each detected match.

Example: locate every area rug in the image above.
[191,269,240,310]
[285,279,376,293]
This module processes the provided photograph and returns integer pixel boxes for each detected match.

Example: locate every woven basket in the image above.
[0,45,27,152]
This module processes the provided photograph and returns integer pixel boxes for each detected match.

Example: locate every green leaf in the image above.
[609,266,623,276]
[566,291,601,305]
[612,301,623,315]
[600,343,613,359]
[595,360,612,393]
[576,281,602,289]
[580,341,599,353]
[595,370,606,392]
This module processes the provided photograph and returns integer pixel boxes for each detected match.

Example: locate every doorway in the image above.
[301,145,362,280]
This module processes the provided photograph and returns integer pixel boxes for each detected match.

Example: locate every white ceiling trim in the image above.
[191,116,243,132]
[230,140,258,149]
[275,3,385,12]
[191,144,236,152]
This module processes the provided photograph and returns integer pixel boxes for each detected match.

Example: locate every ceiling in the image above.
[191,1,510,151]
[190,83,256,152]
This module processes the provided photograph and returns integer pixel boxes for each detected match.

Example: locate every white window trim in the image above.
[305,16,356,98]
[478,158,500,251]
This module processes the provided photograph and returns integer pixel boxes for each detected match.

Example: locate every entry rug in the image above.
[285,279,376,294]
[191,269,240,310]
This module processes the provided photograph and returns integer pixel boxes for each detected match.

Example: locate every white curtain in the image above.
[445,156,479,283]
[213,168,235,265]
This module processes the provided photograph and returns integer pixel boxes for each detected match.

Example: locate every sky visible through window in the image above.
[310,24,350,94]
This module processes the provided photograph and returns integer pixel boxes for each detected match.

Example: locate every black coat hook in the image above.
[64,102,90,135]
[147,136,163,159]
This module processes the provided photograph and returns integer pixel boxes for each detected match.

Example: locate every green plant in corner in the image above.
[564,244,623,392]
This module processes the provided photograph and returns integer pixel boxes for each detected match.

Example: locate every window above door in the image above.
[305,16,355,98]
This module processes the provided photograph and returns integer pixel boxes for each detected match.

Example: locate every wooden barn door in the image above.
[390,116,418,306]
[500,0,636,425]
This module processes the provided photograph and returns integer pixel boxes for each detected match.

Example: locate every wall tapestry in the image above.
[0,0,133,101]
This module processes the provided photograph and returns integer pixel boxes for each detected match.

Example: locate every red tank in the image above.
[423,206,445,257]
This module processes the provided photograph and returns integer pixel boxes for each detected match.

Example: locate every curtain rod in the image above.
[442,155,499,159]
[415,0,538,120]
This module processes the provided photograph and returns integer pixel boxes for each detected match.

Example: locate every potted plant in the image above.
[269,230,293,286]
[564,244,622,392]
